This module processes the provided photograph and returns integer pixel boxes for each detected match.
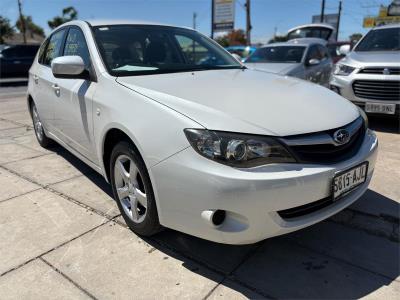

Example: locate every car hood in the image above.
[343,51,400,67]
[245,63,299,75]
[116,69,359,136]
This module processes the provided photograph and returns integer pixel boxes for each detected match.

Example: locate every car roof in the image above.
[372,23,400,30]
[287,23,335,32]
[84,19,193,30]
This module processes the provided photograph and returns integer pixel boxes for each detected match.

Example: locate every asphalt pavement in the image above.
[0,83,399,299]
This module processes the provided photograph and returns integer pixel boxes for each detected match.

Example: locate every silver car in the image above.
[330,24,400,117]
[244,39,333,87]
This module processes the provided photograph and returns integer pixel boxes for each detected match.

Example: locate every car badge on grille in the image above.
[383,68,391,75]
[333,129,350,145]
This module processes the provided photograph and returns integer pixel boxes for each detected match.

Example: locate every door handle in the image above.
[33,75,39,84]
[51,83,60,97]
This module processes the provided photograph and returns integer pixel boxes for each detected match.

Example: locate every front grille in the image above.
[353,80,400,101]
[281,117,365,164]
[358,67,400,75]
[277,196,333,219]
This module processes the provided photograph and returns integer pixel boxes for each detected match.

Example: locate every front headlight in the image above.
[184,129,296,168]
[333,64,355,76]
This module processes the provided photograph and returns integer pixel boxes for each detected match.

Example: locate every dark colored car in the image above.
[0,44,40,78]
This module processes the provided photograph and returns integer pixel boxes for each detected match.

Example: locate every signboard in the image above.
[213,0,235,32]
[363,1,400,27]
[312,14,339,30]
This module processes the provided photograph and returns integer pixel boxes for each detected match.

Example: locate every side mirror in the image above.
[339,44,351,55]
[308,58,321,66]
[51,56,88,79]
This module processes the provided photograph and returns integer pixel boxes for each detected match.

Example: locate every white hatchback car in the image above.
[28,20,378,244]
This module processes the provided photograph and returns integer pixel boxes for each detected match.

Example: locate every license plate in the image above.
[332,162,368,200]
[365,102,396,115]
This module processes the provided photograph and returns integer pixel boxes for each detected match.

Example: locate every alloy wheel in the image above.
[114,154,148,223]
[32,105,44,142]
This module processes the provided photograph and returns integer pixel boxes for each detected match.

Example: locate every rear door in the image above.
[35,29,67,132]
[52,26,97,163]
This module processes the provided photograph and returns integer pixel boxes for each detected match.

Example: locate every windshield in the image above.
[245,46,305,63]
[93,25,241,76]
[355,28,400,52]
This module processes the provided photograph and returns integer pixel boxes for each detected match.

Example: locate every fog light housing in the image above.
[330,85,341,95]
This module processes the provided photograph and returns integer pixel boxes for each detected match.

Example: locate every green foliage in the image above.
[268,35,287,44]
[16,15,45,37]
[48,6,78,29]
[0,16,14,43]
[215,29,247,47]
[349,33,363,43]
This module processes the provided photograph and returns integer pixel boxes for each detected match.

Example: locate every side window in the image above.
[318,45,330,60]
[63,28,91,68]
[306,46,320,62]
[38,39,49,63]
[43,29,66,66]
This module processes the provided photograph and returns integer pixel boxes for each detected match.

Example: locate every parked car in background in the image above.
[244,39,333,86]
[327,41,352,64]
[0,44,40,78]
[330,24,400,117]
[225,45,256,60]
[28,20,377,245]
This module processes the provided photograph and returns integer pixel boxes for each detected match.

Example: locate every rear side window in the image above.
[43,29,66,66]
[63,28,91,68]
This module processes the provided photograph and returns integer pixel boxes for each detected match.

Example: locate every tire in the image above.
[110,141,162,236]
[30,101,53,148]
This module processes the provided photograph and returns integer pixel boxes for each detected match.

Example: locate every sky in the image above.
[0,0,394,43]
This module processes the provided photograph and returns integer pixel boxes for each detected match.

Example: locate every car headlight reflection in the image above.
[184,129,296,168]
[333,64,356,76]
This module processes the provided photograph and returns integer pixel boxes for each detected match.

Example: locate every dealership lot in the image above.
[0,86,399,299]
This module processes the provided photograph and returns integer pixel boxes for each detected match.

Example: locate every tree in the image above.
[268,35,287,44]
[0,16,14,43]
[48,6,78,29]
[16,15,44,38]
[349,33,363,43]
[215,29,247,47]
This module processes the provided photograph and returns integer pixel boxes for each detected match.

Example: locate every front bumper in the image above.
[150,130,378,245]
[330,74,400,117]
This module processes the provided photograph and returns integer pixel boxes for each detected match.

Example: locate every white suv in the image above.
[28,20,378,244]
[330,24,400,117]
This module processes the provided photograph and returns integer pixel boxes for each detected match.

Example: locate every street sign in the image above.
[213,0,235,32]
[363,1,400,27]
[312,14,339,30]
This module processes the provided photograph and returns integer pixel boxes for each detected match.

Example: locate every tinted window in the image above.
[246,46,305,63]
[306,45,321,61]
[43,29,66,66]
[317,45,329,60]
[288,27,332,40]
[63,28,91,68]
[93,25,240,76]
[38,39,49,63]
[355,28,400,51]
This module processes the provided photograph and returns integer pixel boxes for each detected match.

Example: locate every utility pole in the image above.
[193,12,197,30]
[211,0,214,39]
[320,0,326,23]
[17,0,27,44]
[336,0,342,41]
[245,0,252,46]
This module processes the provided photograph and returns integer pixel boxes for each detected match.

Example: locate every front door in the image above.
[53,26,97,163]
